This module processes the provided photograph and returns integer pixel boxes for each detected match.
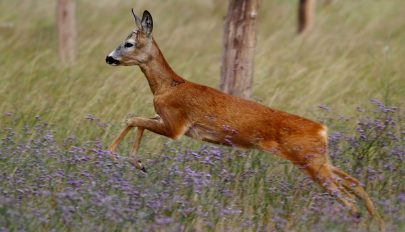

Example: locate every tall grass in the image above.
[0,0,404,231]
[1,0,404,140]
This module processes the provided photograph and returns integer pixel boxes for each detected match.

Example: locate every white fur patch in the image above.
[173,123,189,140]
[319,125,328,142]
[108,50,115,57]
[108,50,121,60]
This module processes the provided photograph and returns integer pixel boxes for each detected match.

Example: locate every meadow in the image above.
[0,0,404,231]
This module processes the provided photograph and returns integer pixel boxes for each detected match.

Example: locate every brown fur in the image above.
[107,11,382,224]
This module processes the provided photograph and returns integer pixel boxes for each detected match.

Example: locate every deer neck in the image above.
[139,40,184,95]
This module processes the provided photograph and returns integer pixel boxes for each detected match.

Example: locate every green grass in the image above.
[0,0,404,231]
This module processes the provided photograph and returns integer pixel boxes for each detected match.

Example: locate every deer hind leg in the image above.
[331,166,385,229]
[300,161,359,215]
[257,140,357,214]
[330,166,378,217]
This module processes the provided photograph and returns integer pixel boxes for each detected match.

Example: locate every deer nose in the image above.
[106,56,120,65]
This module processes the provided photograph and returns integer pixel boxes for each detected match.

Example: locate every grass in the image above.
[0,0,404,231]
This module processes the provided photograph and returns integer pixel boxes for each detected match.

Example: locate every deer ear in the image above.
[131,8,142,28]
[141,10,153,37]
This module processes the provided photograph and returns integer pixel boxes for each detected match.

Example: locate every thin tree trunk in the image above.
[298,0,316,34]
[220,0,260,99]
[57,0,76,65]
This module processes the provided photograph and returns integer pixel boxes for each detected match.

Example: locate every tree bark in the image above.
[220,0,260,99]
[298,0,316,34]
[57,0,76,65]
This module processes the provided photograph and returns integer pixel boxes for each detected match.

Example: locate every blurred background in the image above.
[0,0,404,148]
[0,1,404,231]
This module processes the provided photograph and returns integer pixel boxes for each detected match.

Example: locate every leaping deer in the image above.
[105,9,381,221]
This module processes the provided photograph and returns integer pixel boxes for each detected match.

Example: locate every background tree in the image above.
[220,0,260,99]
[298,0,316,34]
[56,0,76,65]
[220,0,317,99]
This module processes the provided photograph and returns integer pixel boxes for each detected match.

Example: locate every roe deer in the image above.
[105,9,381,221]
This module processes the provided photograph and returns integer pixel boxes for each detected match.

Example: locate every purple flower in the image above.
[155,217,173,225]
[319,104,332,112]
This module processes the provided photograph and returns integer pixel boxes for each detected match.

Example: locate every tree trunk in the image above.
[220,0,260,99]
[57,0,76,65]
[298,0,316,34]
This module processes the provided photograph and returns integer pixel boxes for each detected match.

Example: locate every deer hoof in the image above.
[140,166,147,173]
[137,160,147,173]
[128,158,147,173]
[108,151,117,161]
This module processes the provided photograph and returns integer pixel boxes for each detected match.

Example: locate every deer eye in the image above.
[124,42,134,48]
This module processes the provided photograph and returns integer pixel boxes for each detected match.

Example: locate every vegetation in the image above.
[0,0,404,231]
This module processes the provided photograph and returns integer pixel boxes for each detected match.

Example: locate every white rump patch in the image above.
[319,125,328,142]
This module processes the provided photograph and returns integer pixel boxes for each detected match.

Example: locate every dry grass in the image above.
[1,0,404,138]
[0,1,404,231]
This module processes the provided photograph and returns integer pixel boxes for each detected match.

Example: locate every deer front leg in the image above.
[126,114,186,139]
[125,115,185,171]
[108,115,161,157]
[128,127,147,172]
[109,114,186,169]
[109,126,131,152]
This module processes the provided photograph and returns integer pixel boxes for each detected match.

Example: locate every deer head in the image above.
[106,10,153,66]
